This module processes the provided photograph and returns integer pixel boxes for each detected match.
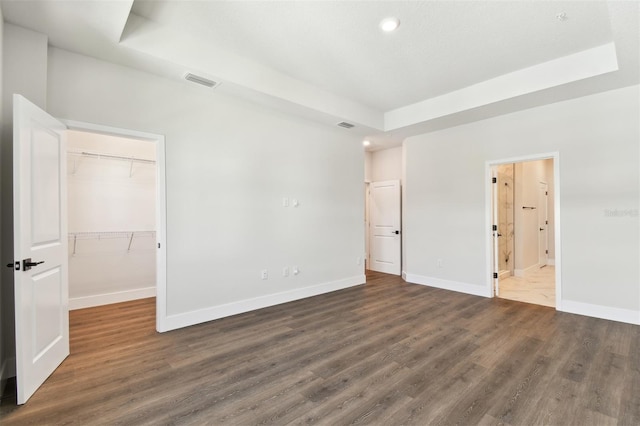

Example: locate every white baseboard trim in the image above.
[404,273,491,298]
[70,287,156,310]
[561,300,640,325]
[514,264,540,277]
[498,270,511,280]
[162,275,366,332]
[401,271,407,281]
[1,357,16,380]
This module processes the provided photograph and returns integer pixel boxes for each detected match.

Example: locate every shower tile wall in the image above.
[497,164,514,275]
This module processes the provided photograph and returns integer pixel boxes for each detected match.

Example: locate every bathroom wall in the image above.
[496,164,514,275]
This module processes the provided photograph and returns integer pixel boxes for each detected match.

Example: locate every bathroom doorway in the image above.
[490,155,560,308]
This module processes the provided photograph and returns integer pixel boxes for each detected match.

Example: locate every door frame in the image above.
[538,181,549,267]
[368,179,402,276]
[485,152,562,310]
[62,120,168,332]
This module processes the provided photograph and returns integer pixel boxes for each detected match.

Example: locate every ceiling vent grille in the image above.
[184,73,218,88]
[337,121,355,129]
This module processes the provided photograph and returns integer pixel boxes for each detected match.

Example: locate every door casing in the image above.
[62,120,168,332]
[485,153,562,309]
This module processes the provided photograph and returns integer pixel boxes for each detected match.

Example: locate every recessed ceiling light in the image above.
[380,17,400,32]
[363,140,371,147]
[556,12,568,22]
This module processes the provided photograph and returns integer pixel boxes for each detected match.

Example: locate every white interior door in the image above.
[369,180,401,275]
[492,169,500,296]
[13,95,69,404]
[538,182,548,267]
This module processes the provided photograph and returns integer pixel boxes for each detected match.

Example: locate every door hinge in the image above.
[546,220,548,225]
[545,191,548,195]
[546,249,548,254]
[157,243,161,249]
[492,177,497,184]
[492,224,497,231]
[493,272,498,279]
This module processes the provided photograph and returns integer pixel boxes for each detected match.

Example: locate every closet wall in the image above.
[67,130,156,309]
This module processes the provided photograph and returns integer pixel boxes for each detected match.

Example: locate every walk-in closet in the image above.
[67,130,157,309]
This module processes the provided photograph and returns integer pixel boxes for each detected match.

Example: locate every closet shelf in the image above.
[69,231,156,254]
[68,150,155,177]
[68,151,156,164]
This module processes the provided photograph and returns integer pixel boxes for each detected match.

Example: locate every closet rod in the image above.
[68,150,156,164]
[68,231,156,239]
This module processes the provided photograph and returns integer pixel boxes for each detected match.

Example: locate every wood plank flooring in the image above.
[1,271,638,425]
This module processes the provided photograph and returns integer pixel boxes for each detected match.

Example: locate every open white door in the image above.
[538,182,549,267]
[12,95,69,404]
[369,180,401,275]
[492,169,500,296]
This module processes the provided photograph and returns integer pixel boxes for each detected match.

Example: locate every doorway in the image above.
[66,130,158,311]
[11,96,167,404]
[488,155,561,308]
[63,120,167,331]
[365,180,401,275]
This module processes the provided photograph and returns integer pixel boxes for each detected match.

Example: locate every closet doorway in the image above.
[488,154,561,309]
[63,120,167,329]
[67,130,157,311]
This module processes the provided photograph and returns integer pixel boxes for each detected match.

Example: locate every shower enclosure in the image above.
[496,164,514,278]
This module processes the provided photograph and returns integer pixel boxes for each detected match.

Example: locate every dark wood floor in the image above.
[1,271,638,425]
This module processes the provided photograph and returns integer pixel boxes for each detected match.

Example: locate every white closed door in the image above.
[369,180,401,275]
[12,95,69,404]
[538,182,548,267]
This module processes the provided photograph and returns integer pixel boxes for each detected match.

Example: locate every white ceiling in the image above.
[1,1,638,150]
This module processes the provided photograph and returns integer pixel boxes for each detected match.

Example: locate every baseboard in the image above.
[70,287,156,310]
[514,263,540,277]
[1,357,16,380]
[561,300,640,325]
[498,270,511,280]
[401,271,407,281]
[162,275,366,332]
[404,273,491,298]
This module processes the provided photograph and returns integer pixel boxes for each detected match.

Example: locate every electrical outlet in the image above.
[283,267,289,277]
[357,257,361,265]
[261,269,268,280]
[282,197,289,207]
[437,259,443,268]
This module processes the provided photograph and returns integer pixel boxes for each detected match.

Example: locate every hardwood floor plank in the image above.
[1,272,638,425]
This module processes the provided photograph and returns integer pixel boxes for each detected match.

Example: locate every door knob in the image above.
[394,230,400,235]
[22,258,44,271]
[539,228,544,231]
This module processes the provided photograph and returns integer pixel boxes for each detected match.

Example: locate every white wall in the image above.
[514,159,549,273]
[364,151,372,182]
[46,47,365,328]
[1,23,48,381]
[67,131,156,309]
[370,146,402,183]
[404,85,640,323]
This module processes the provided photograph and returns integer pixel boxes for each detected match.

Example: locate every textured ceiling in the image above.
[131,1,613,111]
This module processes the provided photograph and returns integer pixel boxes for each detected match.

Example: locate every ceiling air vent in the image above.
[184,73,218,89]
[337,121,355,129]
